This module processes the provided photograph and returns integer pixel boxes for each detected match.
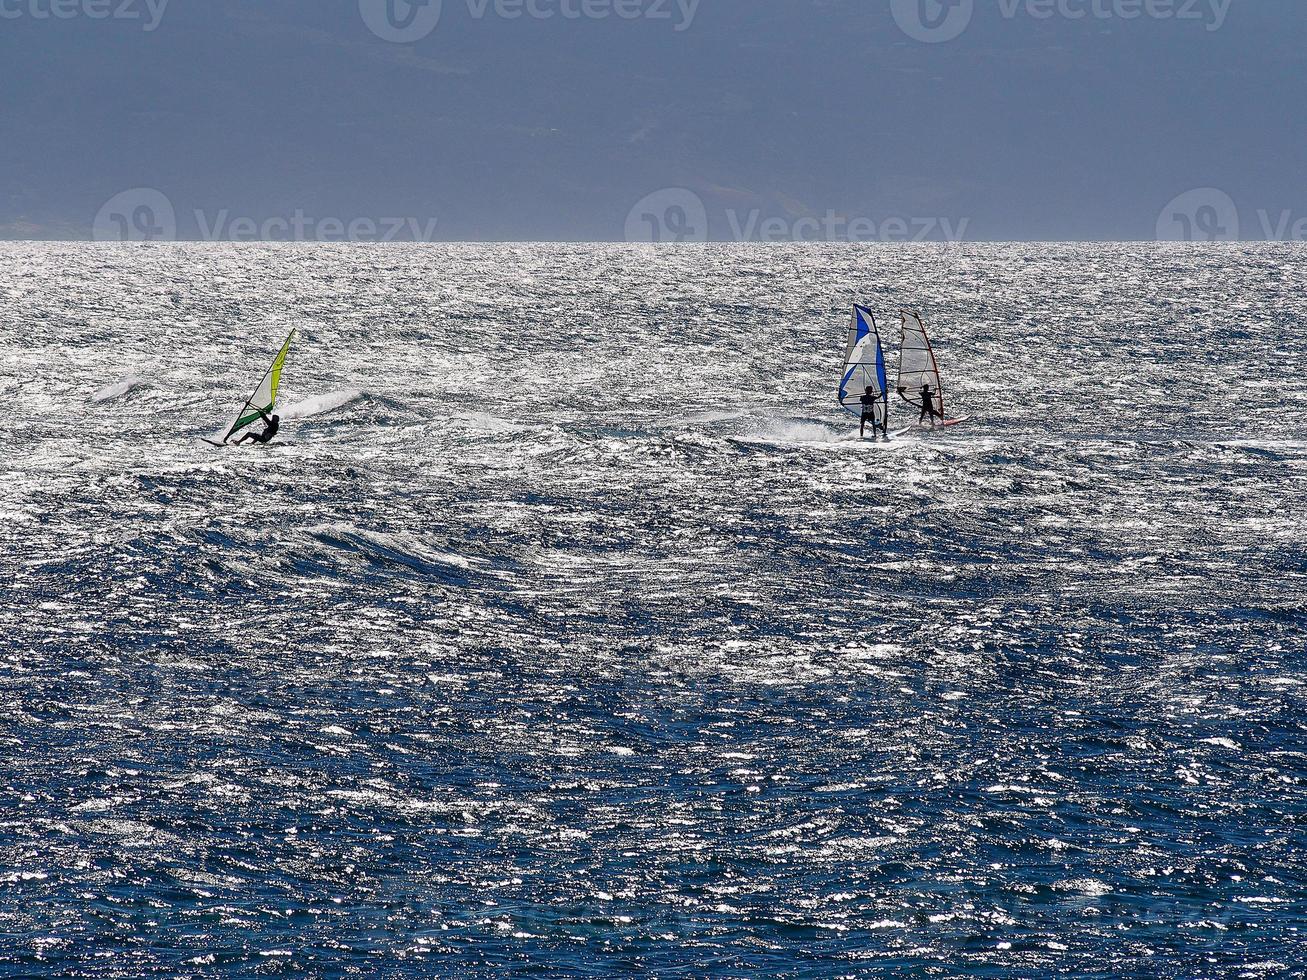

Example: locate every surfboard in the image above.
[891,416,970,437]
[201,438,292,449]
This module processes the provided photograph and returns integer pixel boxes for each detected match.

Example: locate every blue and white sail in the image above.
[838,304,888,427]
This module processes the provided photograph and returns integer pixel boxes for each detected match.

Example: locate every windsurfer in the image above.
[860,386,886,439]
[918,383,940,427]
[233,407,281,445]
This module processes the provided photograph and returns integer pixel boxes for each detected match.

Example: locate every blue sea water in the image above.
[0,242,1304,978]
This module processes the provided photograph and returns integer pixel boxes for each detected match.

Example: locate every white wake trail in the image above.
[281,389,368,420]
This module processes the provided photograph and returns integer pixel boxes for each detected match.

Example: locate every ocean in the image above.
[1,242,1304,977]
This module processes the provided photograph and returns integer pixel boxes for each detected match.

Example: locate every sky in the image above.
[0,0,1303,241]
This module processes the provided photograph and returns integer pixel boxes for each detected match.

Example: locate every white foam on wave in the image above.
[1056,878,1112,896]
[683,407,759,424]
[450,410,522,434]
[281,389,366,419]
[741,418,865,447]
[91,375,146,403]
[1202,737,1241,750]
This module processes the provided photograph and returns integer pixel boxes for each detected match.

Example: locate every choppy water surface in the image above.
[1,243,1304,977]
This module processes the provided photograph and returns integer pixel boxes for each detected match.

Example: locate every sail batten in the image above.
[838,305,888,427]
[223,329,295,442]
[897,311,944,419]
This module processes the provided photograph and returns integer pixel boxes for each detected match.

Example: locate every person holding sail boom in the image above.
[839,305,889,441]
[205,328,296,448]
[232,407,280,445]
[894,311,968,431]
[860,385,887,439]
[918,382,941,427]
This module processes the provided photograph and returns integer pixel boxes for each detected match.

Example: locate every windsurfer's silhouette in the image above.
[918,383,941,427]
[859,386,886,439]
[233,407,280,445]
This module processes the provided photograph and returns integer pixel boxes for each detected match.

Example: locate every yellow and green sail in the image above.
[223,329,296,442]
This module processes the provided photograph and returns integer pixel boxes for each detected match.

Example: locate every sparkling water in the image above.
[1,242,1304,976]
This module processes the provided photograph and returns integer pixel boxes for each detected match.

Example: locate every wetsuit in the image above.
[860,392,885,438]
[235,410,279,445]
[919,386,940,425]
